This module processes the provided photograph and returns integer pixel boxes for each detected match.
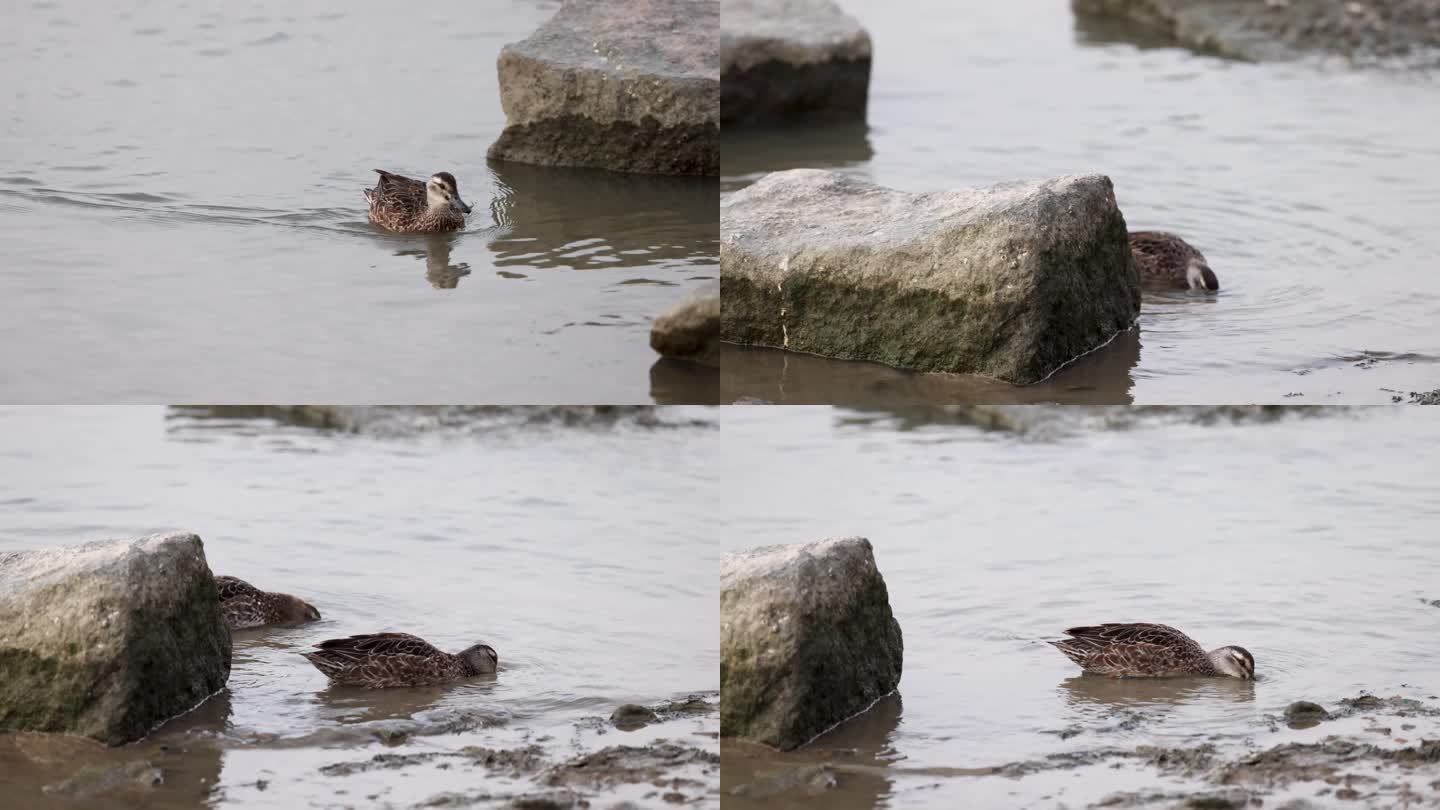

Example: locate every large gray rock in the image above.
[651,285,720,366]
[488,0,719,175]
[720,169,1140,384]
[1073,0,1440,67]
[721,0,872,126]
[0,533,231,745]
[720,537,902,750]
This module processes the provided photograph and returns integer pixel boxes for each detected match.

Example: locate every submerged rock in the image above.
[488,0,719,175]
[541,742,719,790]
[0,532,231,745]
[610,704,660,731]
[721,169,1140,384]
[720,537,903,750]
[721,0,872,125]
[41,760,163,799]
[651,285,721,366]
[1283,700,1331,728]
[1072,0,1440,68]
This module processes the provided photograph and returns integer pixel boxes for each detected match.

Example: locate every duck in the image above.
[364,170,473,233]
[301,632,498,688]
[215,575,322,630]
[1129,231,1219,291]
[1050,623,1254,679]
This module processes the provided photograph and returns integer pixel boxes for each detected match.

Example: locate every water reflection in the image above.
[720,123,875,193]
[486,160,717,271]
[393,233,471,289]
[1059,675,1257,711]
[719,328,1141,405]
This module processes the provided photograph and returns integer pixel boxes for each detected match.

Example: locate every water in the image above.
[0,406,720,808]
[716,406,1440,807]
[720,0,1440,404]
[0,1,719,404]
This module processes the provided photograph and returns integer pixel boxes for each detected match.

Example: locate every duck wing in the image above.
[1053,623,1207,675]
[1129,231,1206,269]
[313,632,446,661]
[215,575,259,601]
[368,169,427,208]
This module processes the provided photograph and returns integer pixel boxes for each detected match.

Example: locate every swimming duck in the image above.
[215,575,321,630]
[1051,623,1254,679]
[1129,231,1219,291]
[301,632,498,688]
[364,170,473,233]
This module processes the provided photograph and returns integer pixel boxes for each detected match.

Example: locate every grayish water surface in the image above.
[0,406,719,808]
[718,406,1440,807]
[720,1,1440,404]
[0,1,718,403]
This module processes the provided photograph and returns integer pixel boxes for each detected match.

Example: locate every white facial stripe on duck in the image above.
[427,174,472,215]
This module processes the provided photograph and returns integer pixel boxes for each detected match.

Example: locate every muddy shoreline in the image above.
[723,691,1440,809]
[4,693,720,809]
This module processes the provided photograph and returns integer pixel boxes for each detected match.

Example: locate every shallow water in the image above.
[0,406,720,808]
[720,0,1440,404]
[717,406,1440,807]
[0,1,719,403]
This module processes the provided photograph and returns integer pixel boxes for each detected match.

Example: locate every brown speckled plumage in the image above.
[216,575,321,630]
[1129,231,1219,291]
[301,632,498,688]
[364,169,471,233]
[1051,623,1254,679]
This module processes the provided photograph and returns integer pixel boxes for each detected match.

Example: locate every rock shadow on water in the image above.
[719,327,1141,406]
[485,160,719,272]
[0,703,227,807]
[651,357,721,405]
[721,694,903,810]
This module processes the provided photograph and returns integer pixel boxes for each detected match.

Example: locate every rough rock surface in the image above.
[488,0,719,175]
[0,533,231,745]
[1072,0,1440,67]
[720,169,1140,384]
[721,0,872,125]
[720,537,903,750]
[651,285,721,366]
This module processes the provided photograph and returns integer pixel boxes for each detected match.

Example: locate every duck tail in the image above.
[1049,638,1089,666]
[302,650,344,678]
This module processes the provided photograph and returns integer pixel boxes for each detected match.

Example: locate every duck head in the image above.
[460,642,499,675]
[426,172,473,216]
[274,593,322,624]
[1187,258,1219,292]
[1207,645,1255,679]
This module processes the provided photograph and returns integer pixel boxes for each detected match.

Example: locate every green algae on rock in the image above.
[721,0,873,126]
[488,0,719,175]
[720,169,1140,384]
[720,537,903,750]
[651,285,721,367]
[0,532,231,745]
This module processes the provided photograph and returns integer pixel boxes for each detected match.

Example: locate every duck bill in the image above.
[452,197,473,215]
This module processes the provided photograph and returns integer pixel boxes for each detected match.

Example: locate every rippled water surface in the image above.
[718,406,1440,807]
[0,406,720,808]
[720,0,1440,404]
[0,1,718,403]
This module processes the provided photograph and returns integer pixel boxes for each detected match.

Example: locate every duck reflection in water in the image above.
[394,233,471,289]
[1059,673,1257,711]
